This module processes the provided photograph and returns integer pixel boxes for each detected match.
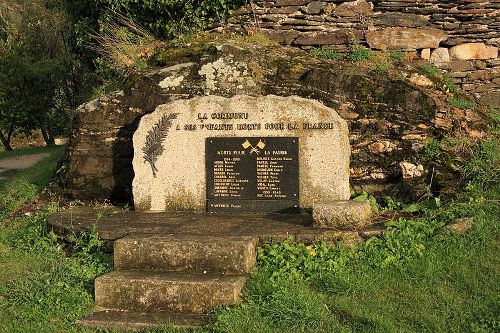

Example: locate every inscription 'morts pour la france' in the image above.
[206,137,299,213]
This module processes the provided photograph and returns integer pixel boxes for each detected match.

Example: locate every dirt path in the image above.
[0,153,49,181]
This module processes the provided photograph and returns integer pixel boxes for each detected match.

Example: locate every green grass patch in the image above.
[347,43,373,62]
[0,145,62,161]
[0,206,113,333]
[420,65,441,75]
[389,50,405,61]
[449,97,474,110]
[212,199,499,333]
[309,48,343,60]
[0,146,65,220]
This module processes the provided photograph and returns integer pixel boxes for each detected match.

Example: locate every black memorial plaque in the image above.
[206,137,299,213]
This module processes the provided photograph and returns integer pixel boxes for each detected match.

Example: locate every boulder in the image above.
[430,47,450,65]
[63,37,472,205]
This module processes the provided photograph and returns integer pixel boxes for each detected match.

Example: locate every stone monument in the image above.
[132,95,350,213]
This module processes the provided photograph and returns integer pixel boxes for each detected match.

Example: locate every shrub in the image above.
[95,0,245,39]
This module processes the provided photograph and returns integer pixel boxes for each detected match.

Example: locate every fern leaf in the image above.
[142,112,179,177]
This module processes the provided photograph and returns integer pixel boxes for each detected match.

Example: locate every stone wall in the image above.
[228,0,500,106]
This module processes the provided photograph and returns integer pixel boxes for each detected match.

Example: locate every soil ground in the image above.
[0,153,49,181]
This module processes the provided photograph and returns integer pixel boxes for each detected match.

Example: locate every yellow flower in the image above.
[306,245,316,256]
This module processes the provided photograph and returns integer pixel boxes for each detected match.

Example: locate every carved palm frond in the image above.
[142,112,179,177]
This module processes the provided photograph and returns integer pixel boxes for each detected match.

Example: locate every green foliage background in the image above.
[62,0,246,48]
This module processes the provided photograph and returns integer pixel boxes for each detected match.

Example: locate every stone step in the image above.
[95,271,246,314]
[77,310,206,330]
[114,234,257,274]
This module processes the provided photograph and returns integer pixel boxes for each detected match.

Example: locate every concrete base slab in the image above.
[95,271,246,314]
[114,234,257,274]
[48,207,335,245]
[77,310,206,330]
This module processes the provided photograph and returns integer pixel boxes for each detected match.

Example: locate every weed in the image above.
[420,65,440,75]
[389,50,405,61]
[309,48,343,60]
[0,179,38,220]
[90,11,158,72]
[351,191,404,212]
[443,73,459,92]
[462,134,500,197]
[373,62,389,73]
[449,96,474,109]
[346,43,373,62]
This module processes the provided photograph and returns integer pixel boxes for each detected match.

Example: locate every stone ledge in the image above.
[312,200,372,230]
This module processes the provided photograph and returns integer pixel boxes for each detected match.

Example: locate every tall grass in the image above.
[90,11,158,72]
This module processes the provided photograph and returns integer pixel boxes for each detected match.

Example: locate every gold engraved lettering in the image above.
[303,122,335,130]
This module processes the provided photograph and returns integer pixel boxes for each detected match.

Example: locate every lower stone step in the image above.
[77,310,206,330]
[95,271,246,314]
[114,234,257,274]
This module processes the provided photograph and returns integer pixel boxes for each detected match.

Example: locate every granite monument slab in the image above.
[132,95,350,212]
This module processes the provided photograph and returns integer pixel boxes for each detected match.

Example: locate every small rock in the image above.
[275,0,310,5]
[409,73,434,86]
[333,0,373,17]
[430,47,450,65]
[369,140,397,153]
[449,43,498,60]
[399,161,424,179]
[444,217,474,235]
[54,138,68,145]
[369,141,386,153]
[323,3,336,13]
[313,200,372,230]
[449,60,475,72]
[472,60,487,69]
[304,1,325,14]
[421,48,431,60]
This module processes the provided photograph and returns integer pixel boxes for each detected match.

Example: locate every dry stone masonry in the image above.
[228,0,500,106]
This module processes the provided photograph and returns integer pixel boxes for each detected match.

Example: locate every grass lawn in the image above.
[0,145,65,192]
[0,136,498,333]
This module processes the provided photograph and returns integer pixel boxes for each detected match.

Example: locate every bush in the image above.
[75,0,246,40]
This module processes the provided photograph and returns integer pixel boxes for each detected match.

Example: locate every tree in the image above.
[0,0,76,149]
